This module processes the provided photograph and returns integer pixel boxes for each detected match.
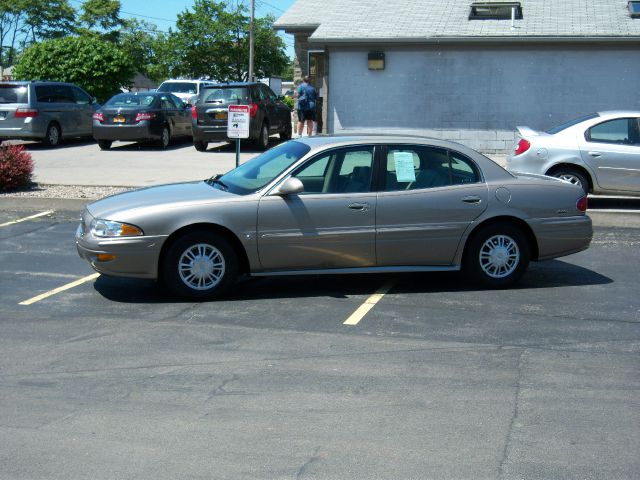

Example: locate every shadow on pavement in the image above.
[93,259,612,304]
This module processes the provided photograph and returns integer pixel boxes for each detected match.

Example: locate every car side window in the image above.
[384,146,451,191]
[71,87,92,105]
[168,94,184,108]
[449,151,481,185]
[263,85,277,101]
[293,147,374,194]
[160,96,174,110]
[56,86,76,104]
[587,119,634,145]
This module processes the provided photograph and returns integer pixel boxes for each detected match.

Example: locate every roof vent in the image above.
[629,1,640,18]
[469,2,523,20]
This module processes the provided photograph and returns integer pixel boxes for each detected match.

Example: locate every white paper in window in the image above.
[394,152,416,182]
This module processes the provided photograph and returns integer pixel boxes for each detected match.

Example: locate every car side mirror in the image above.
[272,177,304,196]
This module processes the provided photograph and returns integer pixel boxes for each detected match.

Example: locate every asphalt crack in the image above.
[498,348,526,479]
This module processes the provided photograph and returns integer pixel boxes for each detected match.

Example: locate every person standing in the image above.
[296,76,317,137]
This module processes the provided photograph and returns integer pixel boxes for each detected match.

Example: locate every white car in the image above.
[506,111,640,196]
[156,79,215,104]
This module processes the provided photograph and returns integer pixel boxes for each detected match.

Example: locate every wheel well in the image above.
[48,121,61,135]
[546,163,592,192]
[463,216,539,261]
[158,223,251,279]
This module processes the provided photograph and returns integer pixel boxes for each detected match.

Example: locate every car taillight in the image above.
[577,196,588,212]
[15,108,39,118]
[134,112,156,122]
[249,103,258,117]
[191,104,198,120]
[514,138,531,156]
[92,112,105,123]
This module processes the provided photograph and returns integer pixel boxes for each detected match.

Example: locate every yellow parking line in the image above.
[343,282,394,326]
[0,210,55,228]
[19,273,100,306]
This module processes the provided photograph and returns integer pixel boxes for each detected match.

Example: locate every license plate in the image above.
[113,115,125,123]
[0,111,6,120]
[215,112,227,120]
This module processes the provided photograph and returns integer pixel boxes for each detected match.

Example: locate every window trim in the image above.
[629,1,640,18]
[469,2,523,20]
[585,117,638,145]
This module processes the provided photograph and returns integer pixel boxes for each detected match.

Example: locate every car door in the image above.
[159,95,179,133]
[578,117,640,193]
[168,94,191,136]
[257,145,377,271]
[261,84,286,132]
[71,86,94,135]
[376,145,488,266]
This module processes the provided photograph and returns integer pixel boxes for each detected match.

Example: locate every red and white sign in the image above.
[227,104,250,139]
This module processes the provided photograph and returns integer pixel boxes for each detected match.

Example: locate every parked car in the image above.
[507,111,640,196]
[0,80,97,147]
[76,135,592,300]
[92,92,192,150]
[191,82,292,151]
[156,79,215,104]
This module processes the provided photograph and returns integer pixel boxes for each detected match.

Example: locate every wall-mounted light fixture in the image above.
[368,51,385,70]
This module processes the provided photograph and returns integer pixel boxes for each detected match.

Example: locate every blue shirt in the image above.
[297,83,317,112]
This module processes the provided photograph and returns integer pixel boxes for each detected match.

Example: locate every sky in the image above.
[115,0,297,57]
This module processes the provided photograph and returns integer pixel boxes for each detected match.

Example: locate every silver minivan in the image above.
[0,81,97,147]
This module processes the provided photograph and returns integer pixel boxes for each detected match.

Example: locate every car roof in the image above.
[596,110,640,118]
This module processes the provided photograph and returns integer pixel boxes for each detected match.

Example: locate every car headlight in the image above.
[90,219,143,237]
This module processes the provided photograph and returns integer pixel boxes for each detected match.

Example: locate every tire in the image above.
[193,140,208,152]
[98,140,112,150]
[464,223,530,288]
[279,120,292,141]
[550,168,589,195]
[158,126,171,150]
[162,230,239,300]
[256,123,269,150]
[42,123,61,147]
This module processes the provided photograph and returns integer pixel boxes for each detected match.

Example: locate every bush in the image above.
[282,95,295,110]
[0,145,34,191]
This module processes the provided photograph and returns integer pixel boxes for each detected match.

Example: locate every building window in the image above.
[469,2,523,20]
[629,1,640,17]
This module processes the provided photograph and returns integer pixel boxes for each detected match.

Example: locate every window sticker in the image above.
[394,152,416,182]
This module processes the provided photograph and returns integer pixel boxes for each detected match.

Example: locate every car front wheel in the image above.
[465,223,530,288]
[98,140,112,150]
[162,230,238,300]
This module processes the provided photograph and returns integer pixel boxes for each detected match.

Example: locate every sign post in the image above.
[227,104,250,168]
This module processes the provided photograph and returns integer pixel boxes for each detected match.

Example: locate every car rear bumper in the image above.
[529,215,593,260]
[92,122,157,141]
[0,121,46,140]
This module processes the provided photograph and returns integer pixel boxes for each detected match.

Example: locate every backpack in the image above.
[297,87,308,111]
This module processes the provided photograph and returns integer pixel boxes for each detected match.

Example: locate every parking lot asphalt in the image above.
[0,208,639,479]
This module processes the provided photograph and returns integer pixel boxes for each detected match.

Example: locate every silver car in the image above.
[76,135,592,299]
[507,111,640,196]
[0,81,97,147]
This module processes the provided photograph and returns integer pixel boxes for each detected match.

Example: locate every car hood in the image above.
[86,180,235,219]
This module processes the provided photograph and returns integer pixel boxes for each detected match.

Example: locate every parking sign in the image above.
[227,105,250,139]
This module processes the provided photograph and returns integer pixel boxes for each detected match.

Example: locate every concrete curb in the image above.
[2,196,639,228]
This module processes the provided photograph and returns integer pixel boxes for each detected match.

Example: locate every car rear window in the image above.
[546,113,600,134]
[105,94,156,107]
[157,82,198,94]
[0,85,28,104]
[203,87,250,104]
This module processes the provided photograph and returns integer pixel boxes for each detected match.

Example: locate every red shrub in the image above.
[0,144,34,191]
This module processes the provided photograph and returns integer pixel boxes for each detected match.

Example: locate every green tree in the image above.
[77,0,122,41]
[119,18,168,82]
[167,0,289,82]
[14,36,135,102]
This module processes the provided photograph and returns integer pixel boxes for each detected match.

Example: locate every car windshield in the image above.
[158,82,198,94]
[105,94,156,107]
[0,85,28,103]
[209,141,311,195]
[204,87,250,104]
[546,113,600,134]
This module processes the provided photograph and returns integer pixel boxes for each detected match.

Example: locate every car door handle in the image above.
[462,196,482,204]
[348,203,369,211]
[588,151,602,157]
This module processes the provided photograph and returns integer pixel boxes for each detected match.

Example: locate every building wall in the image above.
[327,45,640,153]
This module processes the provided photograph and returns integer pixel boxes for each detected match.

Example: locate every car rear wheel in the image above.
[158,126,170,150]
[193,140,208,152]
[256,123,269,150]
[42,123,61,147]
[551,168,589,195]
[465,223,530,288]
[280,120,292,141]
[98,140,112,150]
[162,230,238,300]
